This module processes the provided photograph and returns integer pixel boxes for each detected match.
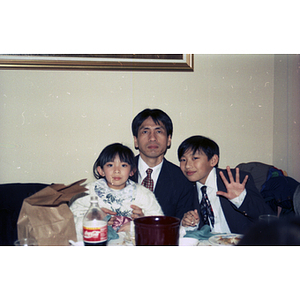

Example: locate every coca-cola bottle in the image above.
[83,196,107,246]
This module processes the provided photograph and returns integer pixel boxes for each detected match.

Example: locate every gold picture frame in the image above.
[0,54,193,71]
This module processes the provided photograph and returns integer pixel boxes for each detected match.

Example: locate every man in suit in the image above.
[178,135,274,234]
[129,108,195,220]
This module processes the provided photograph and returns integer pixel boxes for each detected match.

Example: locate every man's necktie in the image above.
[200,186,214,227]
[141,168,154,191]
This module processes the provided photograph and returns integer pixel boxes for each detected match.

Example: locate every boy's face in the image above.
[97,154,134,190]
[179,149,218,184]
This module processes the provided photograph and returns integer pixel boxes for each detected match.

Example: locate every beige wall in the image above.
[1,54,299,184]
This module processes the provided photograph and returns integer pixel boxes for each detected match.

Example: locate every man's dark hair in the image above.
[131,108,173,138]
[177,135,220,167]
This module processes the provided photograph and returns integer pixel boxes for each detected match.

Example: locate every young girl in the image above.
[70,143,164,242]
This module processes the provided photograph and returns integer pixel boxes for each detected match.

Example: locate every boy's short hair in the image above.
[131,108,173,138]
[93,143,135,179]
[177,135,220,167]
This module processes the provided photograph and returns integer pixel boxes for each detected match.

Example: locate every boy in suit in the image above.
[178,135,274,234]
[129,108,195,219]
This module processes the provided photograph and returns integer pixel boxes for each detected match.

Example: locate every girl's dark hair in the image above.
[93,143,135,179]
[131,108,173,138]
[177,135,220,167]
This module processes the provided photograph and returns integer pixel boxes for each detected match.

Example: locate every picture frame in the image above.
[0,54,194,71]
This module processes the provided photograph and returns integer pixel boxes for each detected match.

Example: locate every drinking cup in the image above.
[14,238,38,246]
[259,214,278,224]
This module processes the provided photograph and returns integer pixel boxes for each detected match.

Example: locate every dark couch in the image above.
[0,183,48,246]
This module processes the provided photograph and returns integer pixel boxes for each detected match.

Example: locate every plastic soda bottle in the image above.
[83,196,107,246]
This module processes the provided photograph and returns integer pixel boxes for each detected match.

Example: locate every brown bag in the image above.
[17,179,87,246]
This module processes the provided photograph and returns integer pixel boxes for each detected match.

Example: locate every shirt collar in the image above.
[196,167,217,192]
[138,156,163,179]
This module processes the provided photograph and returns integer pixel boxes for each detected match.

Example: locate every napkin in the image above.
[107,225,119,241]
[184,225,221,240]
[105,215,122,241]
[112,216,132,231]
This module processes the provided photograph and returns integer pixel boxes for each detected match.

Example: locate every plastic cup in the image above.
[259,214,278,224]
[14,238,38,246]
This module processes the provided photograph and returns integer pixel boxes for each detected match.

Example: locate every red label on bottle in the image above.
[83,225,107,243]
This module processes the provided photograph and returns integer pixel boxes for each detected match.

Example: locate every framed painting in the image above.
[0,54,194,71]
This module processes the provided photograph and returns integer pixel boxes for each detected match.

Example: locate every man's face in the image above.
[134,117,171,165]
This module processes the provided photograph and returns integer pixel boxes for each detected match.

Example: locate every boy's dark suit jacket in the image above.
[130,156,195,220]
[195,168,274,234]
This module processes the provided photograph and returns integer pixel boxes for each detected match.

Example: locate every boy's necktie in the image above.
[200,185,215,227]
[141,168,154,191]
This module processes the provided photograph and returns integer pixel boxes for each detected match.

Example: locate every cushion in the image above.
[0,183,48,245]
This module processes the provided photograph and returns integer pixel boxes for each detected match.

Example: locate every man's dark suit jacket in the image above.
[130,156,195,220]
[195,168,274,234]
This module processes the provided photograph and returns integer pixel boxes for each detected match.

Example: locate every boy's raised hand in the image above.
[216,166,248,200]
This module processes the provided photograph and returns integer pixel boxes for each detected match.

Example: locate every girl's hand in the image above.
[117,221,132,233]
[130,204,144,219]
[100,207,117,226]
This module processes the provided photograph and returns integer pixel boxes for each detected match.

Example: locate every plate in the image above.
[208,234,243,246]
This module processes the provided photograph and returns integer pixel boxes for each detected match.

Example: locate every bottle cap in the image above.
[90,196,98,203]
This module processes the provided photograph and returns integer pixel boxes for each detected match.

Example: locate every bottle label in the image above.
[83,223,107,243]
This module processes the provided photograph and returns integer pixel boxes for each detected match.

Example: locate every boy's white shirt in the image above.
[185,167,246,234]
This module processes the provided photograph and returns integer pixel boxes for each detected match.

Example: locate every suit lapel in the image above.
[131,156,170,191]
[216,168,231,211]
[216,168,244,233]
[154,158,169,193]
[216,168,226,192]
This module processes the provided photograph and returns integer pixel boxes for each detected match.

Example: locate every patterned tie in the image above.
[141,168,154,191]
[200,186,215,227]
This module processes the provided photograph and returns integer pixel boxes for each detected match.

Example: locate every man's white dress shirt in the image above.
[137,157,163,191]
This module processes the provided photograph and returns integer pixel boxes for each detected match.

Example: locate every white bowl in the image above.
[179,237,199,246]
